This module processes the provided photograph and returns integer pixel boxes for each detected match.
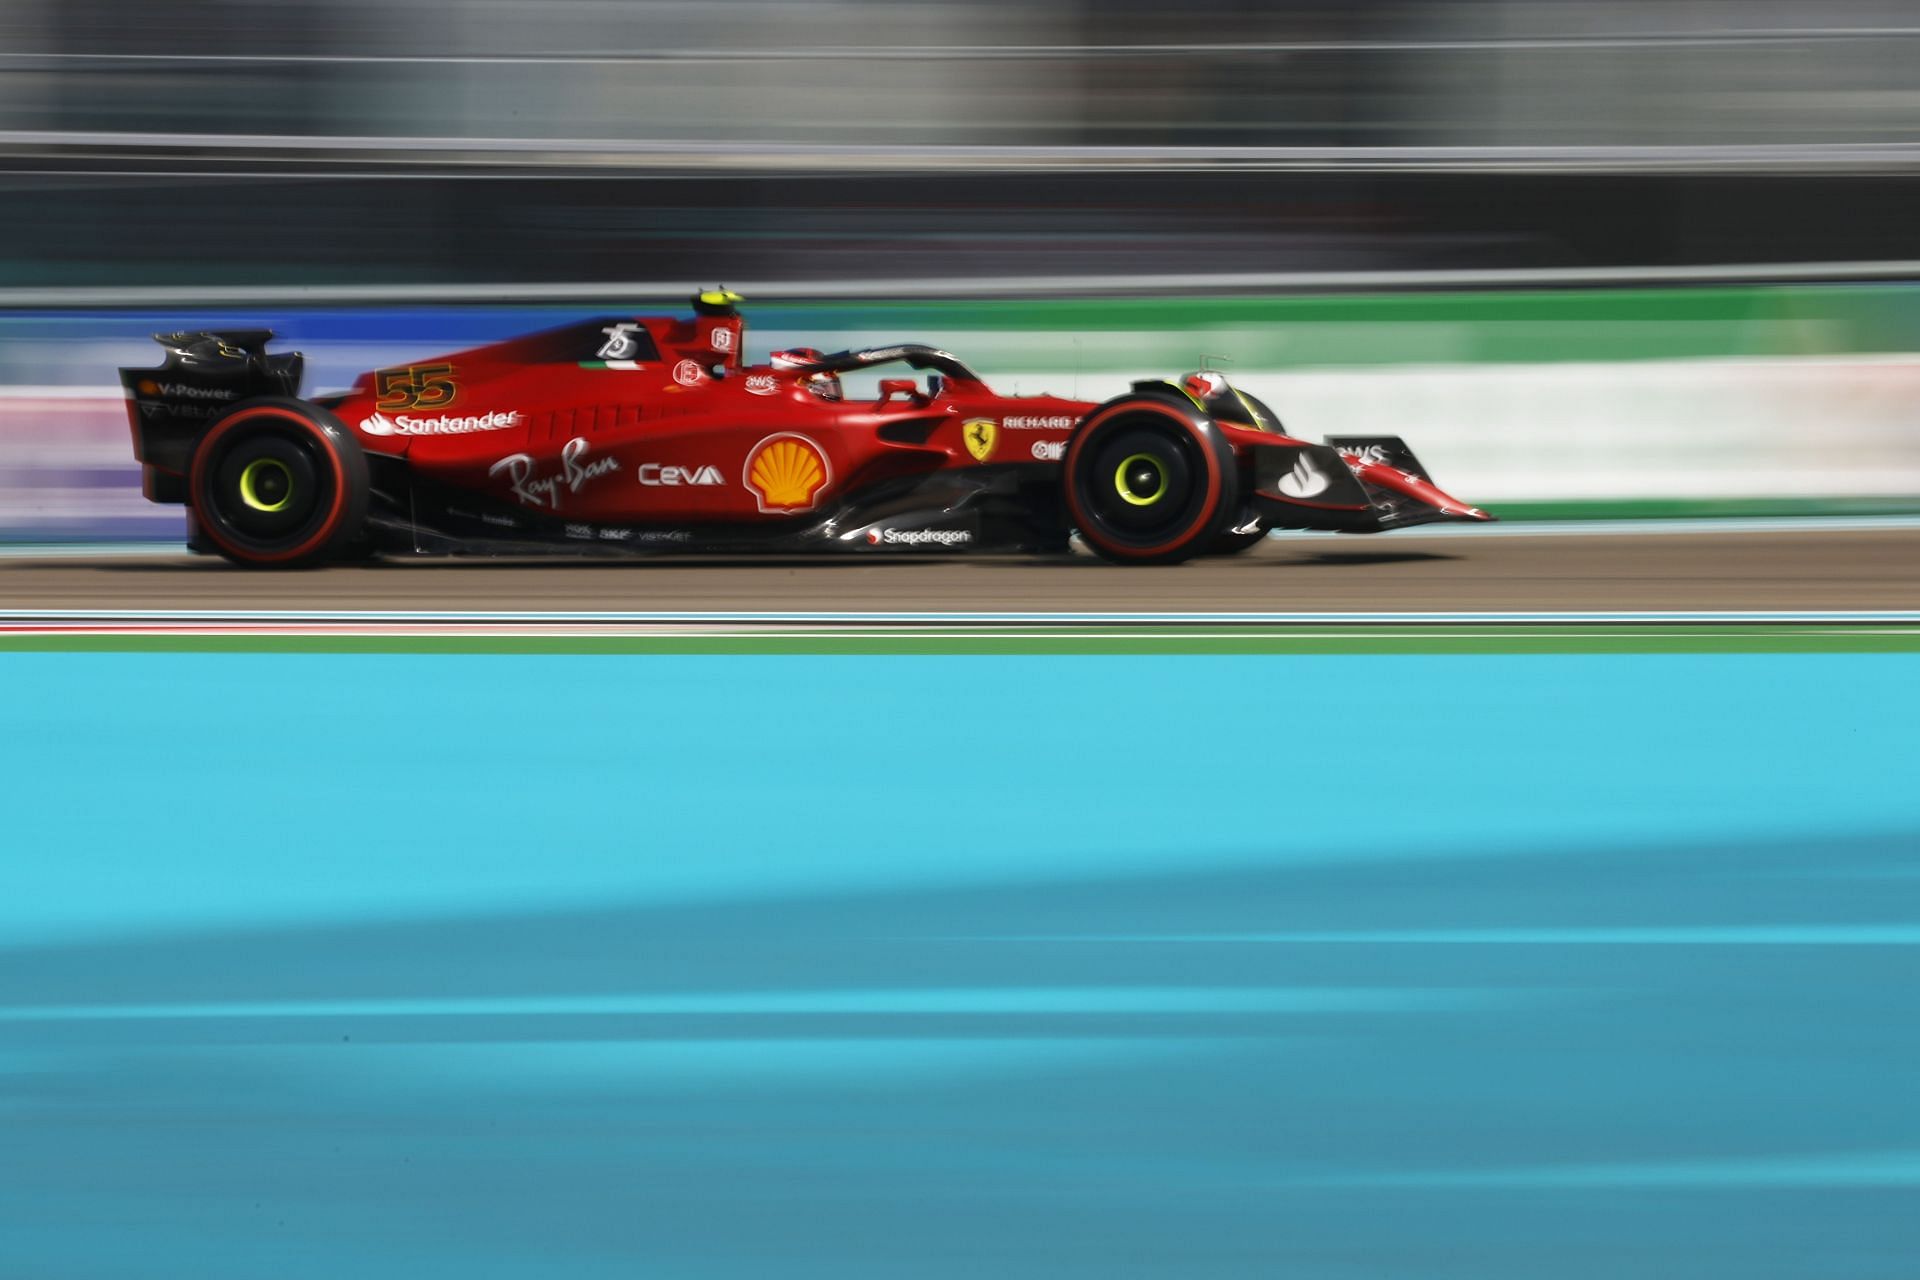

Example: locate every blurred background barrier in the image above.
[0,3,1919,288]
[4,283,1918,541]
[5,0,1920,152]
[0,0,1917,539]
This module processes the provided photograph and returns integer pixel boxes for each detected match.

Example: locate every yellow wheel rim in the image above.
[1114,453,1168,506]
[238,457,293,513]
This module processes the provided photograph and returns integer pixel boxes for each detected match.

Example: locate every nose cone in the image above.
[1360,463,1492,524]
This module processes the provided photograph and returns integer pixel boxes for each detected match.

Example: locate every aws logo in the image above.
[744,433,831,513]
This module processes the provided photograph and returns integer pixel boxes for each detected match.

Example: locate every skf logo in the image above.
[744,433,831,513]
[962,419,997,462]
[638,463,724,487]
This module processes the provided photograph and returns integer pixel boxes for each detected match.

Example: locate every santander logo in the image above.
[1276,453,1331,499]
[361,410,522,437]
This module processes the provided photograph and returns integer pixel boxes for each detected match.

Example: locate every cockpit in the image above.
[771,344,989,404]
[770,347,843,401]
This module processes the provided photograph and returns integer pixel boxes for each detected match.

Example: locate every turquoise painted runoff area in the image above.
[2,653,1918,1278]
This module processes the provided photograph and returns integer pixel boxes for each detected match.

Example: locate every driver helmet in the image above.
[1182,370,1231,402]
[771,347,841,401]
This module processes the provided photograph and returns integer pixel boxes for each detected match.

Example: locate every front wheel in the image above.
[1062,396,1239,564]
[189,398,370,568]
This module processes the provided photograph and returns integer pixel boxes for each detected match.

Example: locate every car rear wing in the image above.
[119,329,305,501]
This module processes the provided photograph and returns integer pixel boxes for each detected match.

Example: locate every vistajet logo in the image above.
[361,410,523,437]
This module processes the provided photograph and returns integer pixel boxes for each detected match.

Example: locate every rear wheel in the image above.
[189,398,369,568]
[1063,396,1238,564]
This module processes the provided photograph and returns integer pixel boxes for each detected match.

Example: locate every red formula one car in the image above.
[120,291,1491,567]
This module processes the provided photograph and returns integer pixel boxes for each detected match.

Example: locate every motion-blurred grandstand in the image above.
[0,0,1917,290]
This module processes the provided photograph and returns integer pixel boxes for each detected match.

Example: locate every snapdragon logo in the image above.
[361,410,523,437]
[864,528,972,547]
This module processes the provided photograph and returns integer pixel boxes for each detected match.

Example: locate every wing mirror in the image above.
[877,377,926,405]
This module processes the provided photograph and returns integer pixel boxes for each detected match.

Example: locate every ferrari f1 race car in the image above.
[120,291,1491,567]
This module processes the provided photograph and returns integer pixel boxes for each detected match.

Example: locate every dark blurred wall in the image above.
[0,0,1915,290]
[1,171,1916,291]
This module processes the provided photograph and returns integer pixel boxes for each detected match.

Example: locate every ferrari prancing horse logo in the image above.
[962,419,997,462]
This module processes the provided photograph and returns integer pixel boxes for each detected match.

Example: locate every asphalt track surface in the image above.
[0,525,1914,614]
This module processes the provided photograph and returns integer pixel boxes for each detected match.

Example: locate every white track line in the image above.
[1,514,1917,564]
[4,627,1916,641]
[1,610,1917,627]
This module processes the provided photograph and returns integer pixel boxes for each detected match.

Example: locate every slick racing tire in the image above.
[1063,394,1239,565]
[189,398,370,568]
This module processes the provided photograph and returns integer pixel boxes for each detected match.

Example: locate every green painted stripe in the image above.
[3,626,1916,656]
[767,283,1920,368]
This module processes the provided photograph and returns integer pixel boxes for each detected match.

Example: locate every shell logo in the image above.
[744,433,832,513]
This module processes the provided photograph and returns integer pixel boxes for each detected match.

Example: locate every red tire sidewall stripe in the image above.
[1065,402,1223,559]
[192,407,349,564]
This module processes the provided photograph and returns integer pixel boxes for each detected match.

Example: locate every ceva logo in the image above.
[637,463,724,487]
